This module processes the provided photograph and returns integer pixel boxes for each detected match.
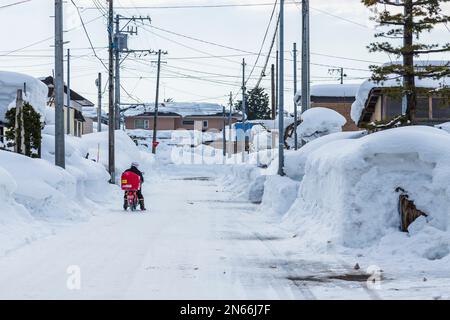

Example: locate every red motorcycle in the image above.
[121,172,141,212]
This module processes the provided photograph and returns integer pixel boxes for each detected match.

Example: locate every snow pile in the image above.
[0,149,91,221]
[281,130,367,181]
[296,107,347,143]
[259,175,300,217]
[0,71,48,123]
[0,165,46,255]
[434,121,450,133]
[250,125,275,152]
[283,126,450,259]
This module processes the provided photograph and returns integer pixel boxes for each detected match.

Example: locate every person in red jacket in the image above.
[123,162,146,211]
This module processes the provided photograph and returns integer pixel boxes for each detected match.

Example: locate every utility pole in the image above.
[108,0,115,183]
[15,89,23,154]
[228,91,233,157]
[271,64,276,120]
[301,0,310,114]
[222,105,226,157]
[113,15,151,130]
[293,43,298,150]
[241,58,247,161]
[329,67,347,84]
[66,48,71,135]
[152,49,162,154]
[55,0,65,169]
[96,73,102,132]
[114,14,121,130]
[278,0,285,176]
[275,50,279,116]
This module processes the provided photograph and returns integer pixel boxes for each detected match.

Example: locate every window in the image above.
[432,97,450,119]
[203,120,208,129]
[385,96,403,119]
[416,97,429,119]
[182,120,195,126]
[135,119,149,129]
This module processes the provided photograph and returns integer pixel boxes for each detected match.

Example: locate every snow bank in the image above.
[0,71,48,122]
[259,175,300,217]
[297,107,347,143]
[284,126,450,258]
[0,165,46,255]
[282,130,367,181]
[434,121,450,133]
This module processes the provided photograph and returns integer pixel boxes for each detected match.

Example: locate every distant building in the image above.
[295,84,361,131]
[351,61,450,128]
[41,76,95,136]
[123,102,242,132]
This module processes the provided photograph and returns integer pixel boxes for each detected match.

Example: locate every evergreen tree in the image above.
[5,103,42,158]
[234,87,271,120]
[362,0,450,123]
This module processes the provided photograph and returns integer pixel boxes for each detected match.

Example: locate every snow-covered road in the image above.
[1,164,448,300]
[0,165,311,299]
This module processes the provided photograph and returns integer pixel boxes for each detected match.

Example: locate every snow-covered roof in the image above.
[351,75,449,124]
[0,71,48,123]
[295,84,361,105]
[382,60,449,68]
[123,102,238,118]
[82,106,106,119]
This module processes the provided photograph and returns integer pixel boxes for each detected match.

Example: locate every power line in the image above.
[0,0,32,10]
[0,14,105,57]
[71,0,109,71]
[82,1,301,10]
[245,0,278,85]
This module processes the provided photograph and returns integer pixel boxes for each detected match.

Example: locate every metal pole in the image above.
[241,58,246,161]
[97,73,102,132]
[55,0,65,168]
[278,0,285,176]
[340,67,344,85]
[301,0,310,114]
[152,49,162,154]
[293,43,298,150]
[108,0,115,183]
[222,105,226,157]
[271,64,276,120]
[275,50,279,116]
[15,89,23,154]
[66,48,71,135]
[115,14,121,130]
[228,91,233,158]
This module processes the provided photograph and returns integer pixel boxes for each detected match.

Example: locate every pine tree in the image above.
[5,103,42,158]
[234,87,271,120]
[362,0,450,123]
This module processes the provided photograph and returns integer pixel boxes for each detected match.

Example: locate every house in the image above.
[351,62,450,128]
[81,105,108,133]
[295,84,361,131]
[123,102,242,132]
[41,76,95,137]
[0,71,48,146]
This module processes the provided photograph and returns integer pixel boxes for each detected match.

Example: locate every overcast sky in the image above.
[0,0,449,112]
